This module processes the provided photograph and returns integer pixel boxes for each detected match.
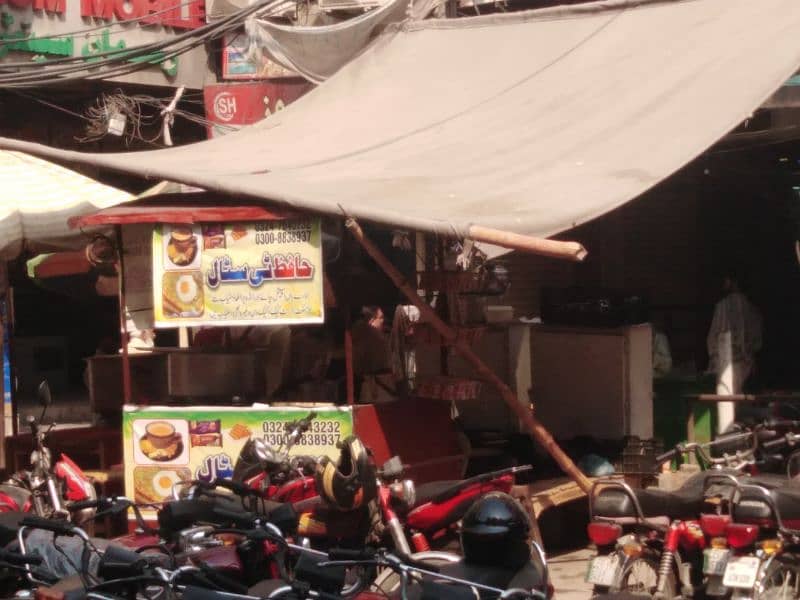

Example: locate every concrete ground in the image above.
[549,547,595,599]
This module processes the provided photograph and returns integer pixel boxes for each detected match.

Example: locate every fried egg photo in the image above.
[176,274,198,304]
[152,470,181,498]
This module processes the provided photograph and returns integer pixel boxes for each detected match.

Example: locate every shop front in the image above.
[67,199,467,522]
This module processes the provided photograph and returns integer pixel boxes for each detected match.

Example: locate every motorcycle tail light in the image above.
[760,538,783,555]
[726,523,759,549]
[587,521,622,546]
[700,513,731,537]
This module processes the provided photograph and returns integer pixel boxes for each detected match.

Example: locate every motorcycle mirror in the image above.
[37,381,52,407]
[252,438,274,463]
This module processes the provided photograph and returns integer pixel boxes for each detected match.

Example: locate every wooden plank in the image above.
[513,478,592,518]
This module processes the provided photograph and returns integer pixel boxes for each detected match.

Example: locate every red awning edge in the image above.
[70,204,294,229]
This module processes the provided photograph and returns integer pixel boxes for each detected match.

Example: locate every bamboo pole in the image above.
[467,225,588,262]
[345,218,592,493]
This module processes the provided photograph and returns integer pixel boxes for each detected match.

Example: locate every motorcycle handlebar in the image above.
[212,507,259,528]
[763,434,800,450]
[20,516,76,537]
[656,448,678,464]
[327,547,376,562]
[396,551,440,574]
[285,412,318,436]
[69,498,109,512]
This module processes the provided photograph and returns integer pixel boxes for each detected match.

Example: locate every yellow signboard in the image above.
[152,219,324,327]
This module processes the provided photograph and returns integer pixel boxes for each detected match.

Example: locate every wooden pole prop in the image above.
[116,225,132,405]
[345,218,592,493]
[467,225,587,262]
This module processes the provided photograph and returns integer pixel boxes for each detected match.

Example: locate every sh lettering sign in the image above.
[213,92,238,122]
[203,81,313,138]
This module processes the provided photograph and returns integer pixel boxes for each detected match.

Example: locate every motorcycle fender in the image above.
[0,484,27,512]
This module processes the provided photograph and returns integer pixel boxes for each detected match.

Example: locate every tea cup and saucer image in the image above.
[134,419,188,464]
[164,225,200,269]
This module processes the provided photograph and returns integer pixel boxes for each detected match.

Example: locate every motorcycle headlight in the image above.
[389,479,416,509]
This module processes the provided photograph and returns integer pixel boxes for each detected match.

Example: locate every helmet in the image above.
[315,436,377,511]
[460,492,531,569]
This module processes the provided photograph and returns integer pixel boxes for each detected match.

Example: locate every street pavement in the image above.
[548,547,595,599]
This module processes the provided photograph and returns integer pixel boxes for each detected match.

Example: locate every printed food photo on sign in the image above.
[164,225,201,269]
[133,419,189,465]
[162,271,204,318]
[190,420,222,447]
[228,225,248,244]
[202,224,226,250]
[228,423,251,441]
[134,466,192,504]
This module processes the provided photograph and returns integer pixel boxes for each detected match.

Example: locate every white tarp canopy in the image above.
[244,0,413,83]
[0,151,133,259]
[1,0,800,252]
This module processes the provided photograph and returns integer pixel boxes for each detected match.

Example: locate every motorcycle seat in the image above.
[735,485,800,526]
[248,578,289,597]
[438,559,547,595]
[0,511,25,545]
[594,470,796,521]
[414,481,461,507]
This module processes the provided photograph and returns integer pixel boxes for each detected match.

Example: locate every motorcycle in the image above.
[296,459,532,555]
[585,430,796,598]
[0,381,95,522]
[232,412,321,503]
[712,433,800,599]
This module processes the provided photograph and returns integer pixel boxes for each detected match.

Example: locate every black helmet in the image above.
[315,436,377,511]
[461,492,531,569]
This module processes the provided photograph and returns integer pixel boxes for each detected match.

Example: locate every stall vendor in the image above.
[352,306,395,403]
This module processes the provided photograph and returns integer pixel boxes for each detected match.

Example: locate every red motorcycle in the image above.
[0,381,95,522]
[296,459,532,555]
[231,412,320,503]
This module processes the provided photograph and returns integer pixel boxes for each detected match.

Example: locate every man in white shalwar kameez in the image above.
[707,274,762,434]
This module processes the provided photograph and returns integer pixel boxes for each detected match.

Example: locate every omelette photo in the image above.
[134,466,192,504]
[162,271,204,318]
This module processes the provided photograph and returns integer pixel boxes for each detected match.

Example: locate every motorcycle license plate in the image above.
[722,556,760,589]
[703,548,730,576]
[585,555,620,587]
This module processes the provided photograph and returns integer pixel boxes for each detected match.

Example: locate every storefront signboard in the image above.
[0,0,208,87]
[203,80,313,138]
[152,219,324,327]
[123,404,353,519]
